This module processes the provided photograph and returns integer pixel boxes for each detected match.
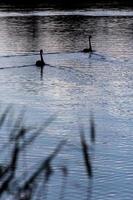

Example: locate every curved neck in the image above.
[89,37,92,51]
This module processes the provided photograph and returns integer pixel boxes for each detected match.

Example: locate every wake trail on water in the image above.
[0,51,132,72]
[0,64,33,70]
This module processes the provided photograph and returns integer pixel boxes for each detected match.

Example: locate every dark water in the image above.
[0,7,133,200]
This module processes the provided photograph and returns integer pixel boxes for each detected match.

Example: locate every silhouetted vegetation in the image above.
[0,106,96,199]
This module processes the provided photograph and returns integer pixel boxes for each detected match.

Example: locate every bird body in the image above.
[83,48,91,53]
[36,49,45,66]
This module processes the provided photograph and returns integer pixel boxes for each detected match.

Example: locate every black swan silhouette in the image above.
[83,35,92,53]
[36,49,45,66]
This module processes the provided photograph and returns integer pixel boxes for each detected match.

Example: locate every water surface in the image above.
[0,7,133,200]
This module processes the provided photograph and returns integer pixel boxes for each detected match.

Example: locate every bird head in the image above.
[40,49,43,54]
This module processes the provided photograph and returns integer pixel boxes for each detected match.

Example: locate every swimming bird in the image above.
[36,49,45,66]
[83,35,92,53]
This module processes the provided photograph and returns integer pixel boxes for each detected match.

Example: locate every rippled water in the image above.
[0,7,133,200]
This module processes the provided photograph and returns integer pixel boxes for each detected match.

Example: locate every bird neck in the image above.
[40,52,44,63]
[89,37,92,51]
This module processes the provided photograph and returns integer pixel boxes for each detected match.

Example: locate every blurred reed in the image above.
[80,127,93,179]
[0,105,96,200]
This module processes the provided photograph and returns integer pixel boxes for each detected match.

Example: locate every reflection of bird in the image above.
[83,35,92,53]
[36,49,45,66]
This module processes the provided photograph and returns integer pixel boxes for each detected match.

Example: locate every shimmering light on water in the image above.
[0,7,132,200]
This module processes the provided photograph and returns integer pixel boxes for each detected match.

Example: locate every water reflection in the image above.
[40,65,44,80]
[0,11,132,57]
[0,7,132,200]
[0,16,42,52]
[0,9,132,120]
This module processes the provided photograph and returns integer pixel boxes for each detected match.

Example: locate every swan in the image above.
[36,49,45,66]
[83,35,92,53]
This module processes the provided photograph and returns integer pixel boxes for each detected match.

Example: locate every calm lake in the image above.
[0,6,133,200]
